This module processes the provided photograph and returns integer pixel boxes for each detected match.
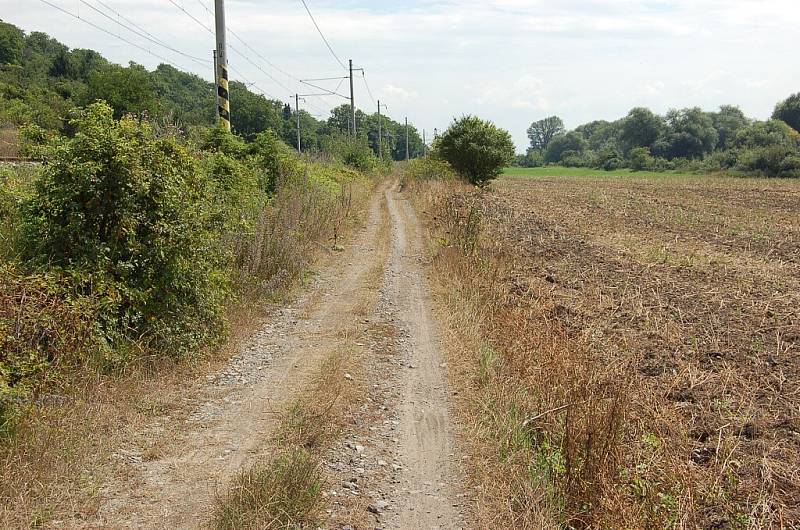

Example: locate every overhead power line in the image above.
[78,0,210,66]
[37,0,180,68]
[361,71,377,107]
[195,0,301,83]
[94,0,175,51]
[298,0,347,71]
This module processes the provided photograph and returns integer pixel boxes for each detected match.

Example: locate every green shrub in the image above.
[0,264,99,431]
[437,115,515,186]
[735,145,800,177]
[629,147,655,171]
[21,101,227,356]
[321,134,378,173]
[248,129,304,194]
[404,156,458,182]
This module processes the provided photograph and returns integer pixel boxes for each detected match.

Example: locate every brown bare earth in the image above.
[411,174,800,529]
[1,177,465,529]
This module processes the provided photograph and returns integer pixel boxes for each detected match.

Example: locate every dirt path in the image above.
[61,178,462,529]
[374,181,463,529]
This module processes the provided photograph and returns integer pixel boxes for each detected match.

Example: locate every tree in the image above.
[85,63,157,119]
[544,131,586,163]
[619,107,664,152]
[228,80,284,141]
[773,93,800,133]
[527,116,565,151]
[0,21,24,65]
[711,105,749,150]
[658,107,718,159]
[629,147,654,171]
[438,115,515,186]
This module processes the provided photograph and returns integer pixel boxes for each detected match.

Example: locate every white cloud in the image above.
[382,84,419,102]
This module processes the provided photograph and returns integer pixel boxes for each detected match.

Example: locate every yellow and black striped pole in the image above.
[214,0,230,132]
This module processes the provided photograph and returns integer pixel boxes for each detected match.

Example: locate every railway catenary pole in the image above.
[295,94,301,153]
[349,59,356,136]
[213,50,219,120]
[214,0,230,131]
[377,100,388,159]
[405,117,409,161]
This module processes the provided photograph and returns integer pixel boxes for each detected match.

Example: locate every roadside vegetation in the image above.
[517,96,800,178]
[0,64,387,530]
[405,149,799,527]
[0,20,425,159]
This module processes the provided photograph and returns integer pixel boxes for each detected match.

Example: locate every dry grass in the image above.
[410,174,800,529]
[212,448,324,530]
[0,126,18,158]
[212,346,363,530]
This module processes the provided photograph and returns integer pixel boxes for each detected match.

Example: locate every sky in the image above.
[2,0,799,152]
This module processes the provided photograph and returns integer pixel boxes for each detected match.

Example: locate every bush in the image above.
[437,115,515,186]
[628,147,654,171]
[321,134,378,173]
[248,129,304,195]
[0,264,99,430]
[735,145,800,177]
[404,156,458,182]
[21,101,227,356]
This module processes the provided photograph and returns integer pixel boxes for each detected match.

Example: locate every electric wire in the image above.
[37,0,180,68]
[78,0,210,65]
[195,0,301,83]
[298,0,347,71]
[94,0,176,50]
[361,71,377,107]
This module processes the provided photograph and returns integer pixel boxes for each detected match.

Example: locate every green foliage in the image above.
[629,147,655,171]
[322,134,379,173]
[545,131,587,164]
[657,107,718,159]
[21,102,227,355]
[438,115,515,186]
[0,21,24,65]
[248,129,302,194]
[527,116,565,151]
[229,81,285,141]
[711,105,749,150]
[85,63,157,119]
[773,92,800,133]
[0,264,99,429]
[533,99,799,177]
[619,107,664,152]
[404,156,458,182]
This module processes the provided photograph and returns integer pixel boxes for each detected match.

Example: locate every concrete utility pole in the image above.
[349,59,356,136]
[405,117,409,162]
[377,100,388,159]
[295,94,302,153]
[214,0,230,131]
[423,129,427,157]
[213,50,219,121]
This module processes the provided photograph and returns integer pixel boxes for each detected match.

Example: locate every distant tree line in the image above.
[519,97,800,178]
[0,20,424,160]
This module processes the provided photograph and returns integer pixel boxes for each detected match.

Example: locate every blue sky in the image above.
[3,0,799,151]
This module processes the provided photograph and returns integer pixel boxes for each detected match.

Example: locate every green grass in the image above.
[503,167,697,178]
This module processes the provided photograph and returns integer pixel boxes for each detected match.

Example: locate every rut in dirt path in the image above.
[378,182,463,530]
